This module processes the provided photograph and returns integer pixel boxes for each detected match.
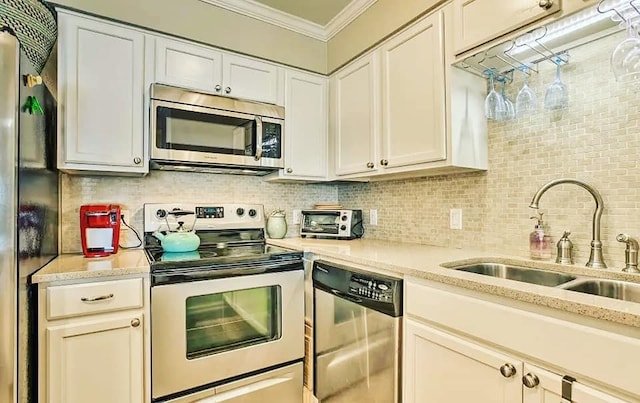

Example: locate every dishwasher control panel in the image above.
[350,274,394,302]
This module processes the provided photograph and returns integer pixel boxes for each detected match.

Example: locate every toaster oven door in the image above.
[301,212,341,235]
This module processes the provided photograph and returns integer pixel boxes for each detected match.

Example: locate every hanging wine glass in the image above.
[544,60,568,110]
[497,77,515,121]
[611,18,640,82]
[484,70,506,120]
[515,65,538,117]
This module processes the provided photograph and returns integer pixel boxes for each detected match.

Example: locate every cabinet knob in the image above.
[286,168,293,173]
[131,318,141,328]
[366,162,374,169]
[499,363,516,378]
[225,87,232,94]
[538,0,554,9]
[215,84,222,92]
[133,157,142,165]
[380,159,389,166]
[522,373,540,388]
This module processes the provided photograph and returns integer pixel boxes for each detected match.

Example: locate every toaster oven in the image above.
[300,210,364,239]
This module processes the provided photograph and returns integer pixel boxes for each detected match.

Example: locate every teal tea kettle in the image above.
[152,210,200,253]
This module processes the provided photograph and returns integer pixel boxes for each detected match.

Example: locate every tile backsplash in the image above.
[62,31,640,270]
[339,31,640,270]
[61,172,337,253]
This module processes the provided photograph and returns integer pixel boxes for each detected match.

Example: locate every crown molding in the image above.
[198,0,377,42]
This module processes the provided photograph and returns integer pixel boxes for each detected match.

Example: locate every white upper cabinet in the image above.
[222,54,280,104]
[380,11,446,169]
[154,37,222,94]
[282,70,328,179]
[332,52,380,176]
[57,11,147,175]
[453,0,561,55]
[154,37,280,104]
[330,4,487,181]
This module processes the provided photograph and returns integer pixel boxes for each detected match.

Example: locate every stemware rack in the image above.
[455,0,634,82]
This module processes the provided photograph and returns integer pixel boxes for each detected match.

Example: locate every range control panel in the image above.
[349,274,394,302]
[196,206,224,219]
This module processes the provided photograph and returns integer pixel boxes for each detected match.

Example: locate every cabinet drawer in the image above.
[47,278,143,320]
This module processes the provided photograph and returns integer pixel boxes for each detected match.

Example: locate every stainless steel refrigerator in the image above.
[0,30,58,403]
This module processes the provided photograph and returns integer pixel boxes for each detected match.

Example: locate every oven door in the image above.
[151,99,284,169]
[151,269,303,400]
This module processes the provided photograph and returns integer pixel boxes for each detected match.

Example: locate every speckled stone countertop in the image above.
[32,249,149,283]
[267,237,640,328]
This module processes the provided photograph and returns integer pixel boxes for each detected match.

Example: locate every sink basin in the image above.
[452,263,577,287]
[559,279,640,303]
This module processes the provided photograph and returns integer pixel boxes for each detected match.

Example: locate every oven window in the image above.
[156,106,256,156]
[302,213,340,234]
[185,286,281,359]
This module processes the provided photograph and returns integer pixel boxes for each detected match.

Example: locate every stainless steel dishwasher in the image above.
[313,260,403,403]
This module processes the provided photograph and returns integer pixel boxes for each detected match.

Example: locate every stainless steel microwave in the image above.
[150,84,284,175]
[300,210,364,239]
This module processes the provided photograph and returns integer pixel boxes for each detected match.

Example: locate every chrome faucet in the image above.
[529,178,607,269]
[616,234,640,273]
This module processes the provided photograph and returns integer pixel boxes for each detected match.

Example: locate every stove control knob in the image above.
[340,225,347,231]
[248,209,257,217]
[156,209,167,219]
[236,208,245,216]
[341,215,348,221]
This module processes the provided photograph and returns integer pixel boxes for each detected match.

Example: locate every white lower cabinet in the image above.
[38,277,149,403]
[404,277,640,403]
[46,313,144,403]
[404,319,522,403]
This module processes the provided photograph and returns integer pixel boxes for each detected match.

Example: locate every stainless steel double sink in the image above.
[450,262,640,304]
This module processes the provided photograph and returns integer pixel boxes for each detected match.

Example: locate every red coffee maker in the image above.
[80,204,121,258]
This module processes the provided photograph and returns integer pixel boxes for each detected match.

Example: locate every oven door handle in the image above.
[330,289,363,304]
[254,115,263,161]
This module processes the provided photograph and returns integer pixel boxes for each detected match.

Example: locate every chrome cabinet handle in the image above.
[286,168,293,173]
[133,157,142,165]
[380,159,389,166]
[80,293,114,302]
[499,363,516,378]
[522,373,540,388]
[131,318,140,328]
[538,0,553,9]
[215,84,222,92]
[366,162,374,169]
[225,87,232,94]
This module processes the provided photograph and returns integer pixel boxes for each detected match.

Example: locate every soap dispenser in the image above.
[529,212,552,260]
[556,231,574,264]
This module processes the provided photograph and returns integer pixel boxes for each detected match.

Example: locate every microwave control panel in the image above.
[349,274,395,302]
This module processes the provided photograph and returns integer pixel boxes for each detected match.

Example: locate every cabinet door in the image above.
[46,313,144,403]
[404,319,522,403]
[284,70,328,179]
[58,13,146,173]
[522,363,629,403]
[453,0,560,54]
[380,11,446,169]
[222,54,279,104]
[333,52,379,176]
[154,37,222,94]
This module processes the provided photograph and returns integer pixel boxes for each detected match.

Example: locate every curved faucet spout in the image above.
[529,178,606,269]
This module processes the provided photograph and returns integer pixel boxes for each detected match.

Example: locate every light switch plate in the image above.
[370,209,378,226]
[450,208,462,230]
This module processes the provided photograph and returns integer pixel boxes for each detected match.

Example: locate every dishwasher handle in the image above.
[330,289,363,304]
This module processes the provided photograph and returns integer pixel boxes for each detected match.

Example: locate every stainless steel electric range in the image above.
[143,203,304,403]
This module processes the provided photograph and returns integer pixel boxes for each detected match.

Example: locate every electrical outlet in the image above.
[293,209,301,225]
[120,209,130,231]
[369,209,378,226]
[450,208,462,230]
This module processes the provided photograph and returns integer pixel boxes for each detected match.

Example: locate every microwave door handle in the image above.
[254,116,263,161]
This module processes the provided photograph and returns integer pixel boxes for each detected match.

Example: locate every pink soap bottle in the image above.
[530,212,552,260]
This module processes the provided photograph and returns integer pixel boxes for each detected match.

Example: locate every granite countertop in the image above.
[32,249,150,283]
[267,237,640,328]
